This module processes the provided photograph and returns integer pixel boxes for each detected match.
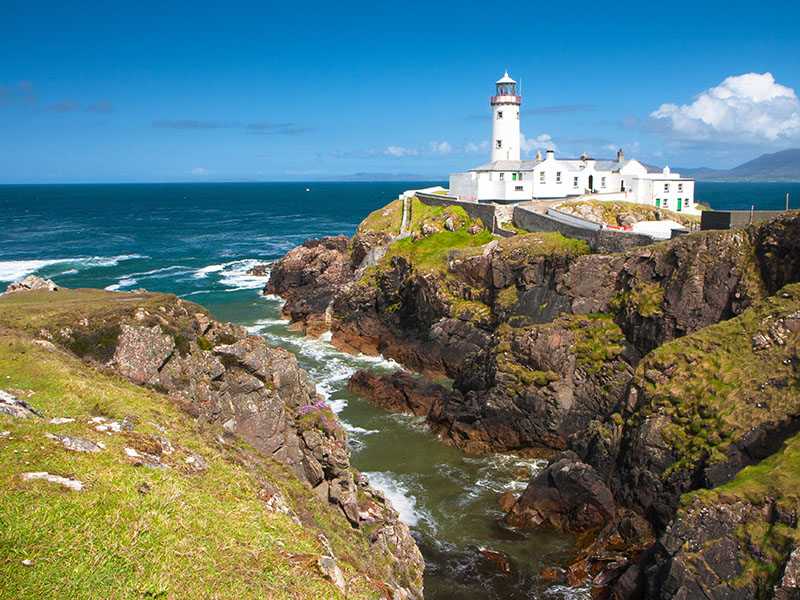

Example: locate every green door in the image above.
[656,198,660,208]
[677,198,682,211]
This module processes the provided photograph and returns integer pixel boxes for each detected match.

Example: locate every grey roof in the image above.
[470,159,543,171]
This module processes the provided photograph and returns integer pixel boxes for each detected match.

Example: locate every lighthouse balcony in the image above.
[490,94,521,104]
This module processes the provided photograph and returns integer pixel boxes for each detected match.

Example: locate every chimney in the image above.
[546,149,555,159]
[617,148,624,162]
[535,150,542,160]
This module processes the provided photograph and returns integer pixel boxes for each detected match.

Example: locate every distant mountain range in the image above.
[677,149,800,182]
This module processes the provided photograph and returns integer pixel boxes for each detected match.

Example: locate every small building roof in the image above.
[470,159,542,172]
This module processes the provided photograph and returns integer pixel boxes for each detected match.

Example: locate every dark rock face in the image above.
[263,235,354,337]
[505,451,615,533]
[634,496,798,600]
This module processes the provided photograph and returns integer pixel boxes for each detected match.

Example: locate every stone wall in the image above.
[701,209,791,230]
[513,206,654,253]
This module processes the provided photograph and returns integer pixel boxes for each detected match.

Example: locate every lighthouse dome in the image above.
[496,70,516,85]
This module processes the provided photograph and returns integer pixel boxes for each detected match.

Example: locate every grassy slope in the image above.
[0,291,390,600]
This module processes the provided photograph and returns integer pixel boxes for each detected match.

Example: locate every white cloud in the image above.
[648,72,800,144]
[520,133,557,156]
[191,167,215,176]
[426,140,452,155]
[383,141,451,158]
[463,141,489,155]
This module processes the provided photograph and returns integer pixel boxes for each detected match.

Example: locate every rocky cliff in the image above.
[264,196,800,598]
[0,284,423,599]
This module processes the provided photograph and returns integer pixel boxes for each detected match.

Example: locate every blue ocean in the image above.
[2,180,798,599]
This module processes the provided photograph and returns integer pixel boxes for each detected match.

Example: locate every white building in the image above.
[449,73,699,215]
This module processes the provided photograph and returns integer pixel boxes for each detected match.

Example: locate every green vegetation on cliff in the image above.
[632,283,800,474]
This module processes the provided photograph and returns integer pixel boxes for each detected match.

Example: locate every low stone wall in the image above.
[513,206,655,254]
[701,209,791,230]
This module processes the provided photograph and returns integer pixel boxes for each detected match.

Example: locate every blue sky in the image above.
[1,0,799,183]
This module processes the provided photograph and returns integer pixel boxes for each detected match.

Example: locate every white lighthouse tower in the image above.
[490,71,521,162]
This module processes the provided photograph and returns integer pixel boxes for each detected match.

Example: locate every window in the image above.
[573,176,579,188]
[663,198,669,209]
[540,172,545,183]
[499,172,504,181]
[516,111,519,120]
[497,111,503,119]
[678,183,683,192]
[664,183,670,192]
[518,172,523,180]
[601,177,606,188]
[514,185,524,191]
[556,171,562,183]
[496,140,502,149]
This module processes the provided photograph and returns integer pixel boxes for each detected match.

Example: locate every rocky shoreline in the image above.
[262,196,800,598]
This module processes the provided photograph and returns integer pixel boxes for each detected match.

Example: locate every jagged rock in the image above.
[775,547,800,600]
[112,324,174,384]
[23,471,83,491]
[5,275,58,294]
[184,451,208,470]
[49,417,74,425]
[34,340,57,352]
[506,451,615,533]
[45,433,102,453]
[0,390,43,419]
[317,555,347,595]
[263,235,353,337]
[246,264,270,277]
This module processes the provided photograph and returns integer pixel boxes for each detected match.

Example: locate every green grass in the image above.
[0,323,394,599]
[458,231,590,262]
[357,198,404,236]
[387,227,496,273]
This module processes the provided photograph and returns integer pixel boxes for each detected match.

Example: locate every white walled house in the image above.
[449,73,699,215]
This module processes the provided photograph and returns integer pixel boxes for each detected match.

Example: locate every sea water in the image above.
[2,181,797,599]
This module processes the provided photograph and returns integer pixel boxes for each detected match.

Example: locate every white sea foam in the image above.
[343,423,376,435]
[191,263,225,279]
[327,398,348,413]
[104,278,138,292]
[0,255,146,283]
[191,259,269,290]
[363,471,422,527]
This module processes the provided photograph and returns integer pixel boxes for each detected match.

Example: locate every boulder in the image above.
[5,274,58,294]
